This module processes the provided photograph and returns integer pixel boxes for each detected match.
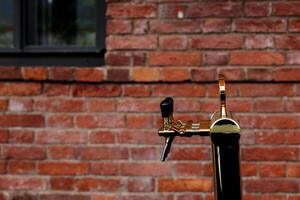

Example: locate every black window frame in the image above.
[0,0,106,66]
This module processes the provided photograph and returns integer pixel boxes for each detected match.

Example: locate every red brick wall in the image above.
[0,1,299,200]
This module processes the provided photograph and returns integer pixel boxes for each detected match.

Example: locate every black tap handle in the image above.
[160,97,174,118]
[160,136,175,161]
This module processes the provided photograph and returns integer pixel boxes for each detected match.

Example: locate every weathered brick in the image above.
[8,99,33,112]
[118,130,161,145]
[0,129,8,143]
[0,83,41,96]
[191,68,217,82]
[131,147,157,161]
[76,114,125,128]
[107,35,157,50]
[46,114,73,128]
[36,130,87,144]
[87,99,116,112]
[275,35,300,49]
[287,164,300,177]
[273,2,300,16]
[255,98,284,112]
[274,68,300,81]
[48,146,77,159]
[3,146,46,160]
[149,52,200,66]
[120,163,172,176]
[242,147,298,161]
[106,53,131,66]
[126,114,154,129]
[107,20,132,34]
[9,130,34,143]
[91,162,118,175]
[48,67,74,81]
[158,178,212,192]
[245,35,273,49]
[43,84,70,96]
[79,147,129,160]
[132,68,161,82]
[150,20,202,33]
[123,85,150,97]
[245,180,298,193]
[75,178,123,192]
[230,51,284,66]
[40,194,89,200]
[133,20,149,34]
[247,68,273,81]
[75,68,104,82]
[0,114,44,127]
[50,177,74,190]
[203,52,228,66]
[107,3,156,18]
[202,18,231,33]
[162,68,189,82]
[189,35,243,49]
[245,2,269,16]
[186,3,243,17]
[128,178,154,192]
[22,67,47,81]
[73,84,121,97]
[152,84,205,97]
[256,130,285,145]
[7,161,35,174]
[235,19,286,33]
[0,67,22,79]
[107,69,129,82]
[0,177,46,190]
[289,18,300,32]
[34,99,84,112]
[218,68,245,81]
[259,164,286,177]
[38,162,89,175]
[90,130,115,144]
[159,36,187,50]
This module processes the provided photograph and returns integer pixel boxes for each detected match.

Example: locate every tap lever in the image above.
[160,97,174,118]
[160,136,175,161]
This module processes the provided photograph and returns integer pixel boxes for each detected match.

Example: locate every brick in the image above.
[79,147,128,160]
[107,35,157,50]
[158,3,188,18]
[36,130,87,144]
[191,68,217,82]
[275,35,300,49]
[40,194,89,200]
[242,147,298,161]
[235,19,286,33]
[128,178,154,192]
[73,84,121,97]
[0,129,8,143]
[227,99,253,112]
[48,146,77,159]
[0,177,46,190]
[245,2,269,17]
[186,3,243,17]
[116,195,172,200]
[3,146,46,160]
[162,68,189,82]
[107,20,132,34]
[93,195,115,200]
[247,68,273,81]
[123,85,150,97]
[239,84,293,97]
[287,52,300,64]
[259,164,286,177]
[175,163,202,176]
[7,161,35,174]
[273,2,300,16]
[48,67,74,81]
[107,3,156,18]
[230,51,284,66]
[34,99,84,112]
[91,162,118,175]
[106,53,131,66]
[90,131,115,144]
[131,147,157,160]
[8,99,33,112]
[87,99,115,112]
[11,193,37,200]
[133,53,146,66]
[120,163,172,176]
[189,35,243,49]
[152,84,205,97]
[255,98,284,112]
[274,68,300,81]
[132,68,161,82]
[287,131,300,144]
[289,18,300,32]
[50,177,74,190]
[0,99,7,111]
[107,69,129,82]
[245,180,298,193]
[150,20,202,33]
[242,115,298,129]
[117,99,159,113]
[174,99,201,112]
[159,36,187,50]
[43,84,70,96]
[169,147,210,161]
[289,195,300,200]
[256,131,285,145]
[245,35,273,49]
[241,163,257,177]
[126,114,154,129]
[9,130,34,143]
[133,20,149,34]
[259,195,286,200]
[203,52,228,66]
[38,162,89,175]
[75,178,123,192]
[76,114,125,128]
[0,162,4,174]
[75,68,104,82]
[22,67,47,81]
[158,178,212,192]
[0,67,22,79]
[0,83,41,96]
[47,114,73,128]
[218,68,245,81]
[177,195,202,200]
[118,130,161,145]
[202,18,231,33]
[287,164,300,177]
[149,52,200,66]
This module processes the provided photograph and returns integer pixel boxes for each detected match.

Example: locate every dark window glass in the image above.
[0,0,14,48]
[26,0,97,47]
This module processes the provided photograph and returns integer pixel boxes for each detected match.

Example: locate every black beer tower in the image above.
[158,74,242,200]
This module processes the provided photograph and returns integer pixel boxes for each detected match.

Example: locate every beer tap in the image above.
[158,74,242,200]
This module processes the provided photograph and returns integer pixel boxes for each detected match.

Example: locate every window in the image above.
[0,0,106,66]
